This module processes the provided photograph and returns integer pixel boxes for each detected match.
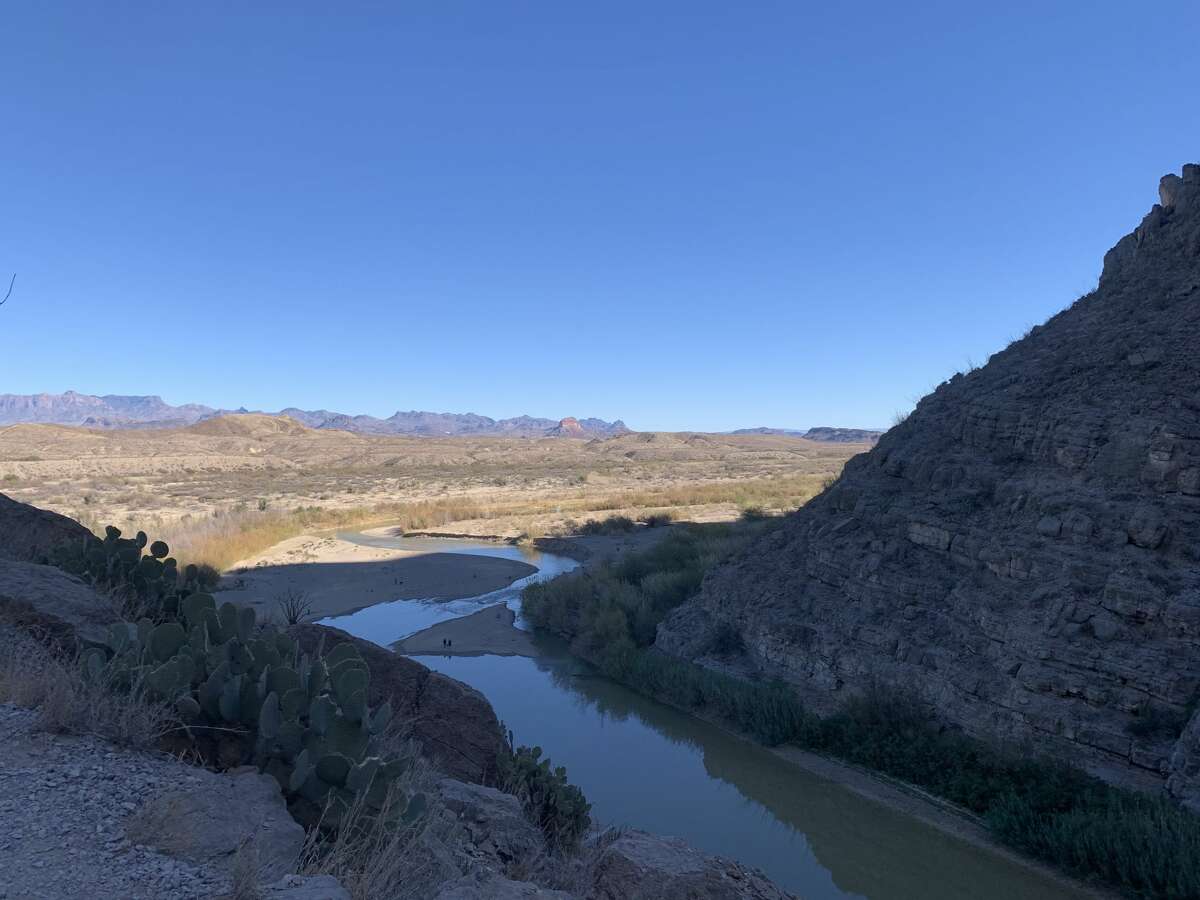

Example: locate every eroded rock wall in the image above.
[659,166,1200,795]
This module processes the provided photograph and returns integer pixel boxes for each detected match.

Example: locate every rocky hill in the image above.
[0,391,218,430]
[0,392,629,437]
[659,165,1200,805]
[547,416,587,437]
[731,427,883,443]
[801,427,882,443]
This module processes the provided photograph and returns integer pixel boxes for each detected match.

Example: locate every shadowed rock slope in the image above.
[658,165,1200,805]
[0,491,92,563]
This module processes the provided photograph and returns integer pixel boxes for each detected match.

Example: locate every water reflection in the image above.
[325,531,1085,899]
[421,638,1086,900]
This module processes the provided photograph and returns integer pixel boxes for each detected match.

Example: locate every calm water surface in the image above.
[315,532,578,642]
[324,532,1088,900]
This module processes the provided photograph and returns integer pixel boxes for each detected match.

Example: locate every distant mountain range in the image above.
[0,392,881,442]
[0,392,630,438]
[730,426,883,443]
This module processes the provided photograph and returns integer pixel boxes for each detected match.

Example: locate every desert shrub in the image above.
[604,648,807,745]
[524,521,769,656]
[275,587,314,625]
[739,505,769,521]
[523,519,1200,898]
[499,741,592,850]
[603,651,1200,895]
[986,788,1200,897]
[577,515,637,536]
[0,628,173,748]
[194,562,221,590]
[642,512,673,527]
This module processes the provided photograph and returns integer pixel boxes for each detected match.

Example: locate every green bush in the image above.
[524,521,771,659]
[499,740,591,849]
[523,519,1200,898]
[987,789,1200,897]
[598,654,1200,896]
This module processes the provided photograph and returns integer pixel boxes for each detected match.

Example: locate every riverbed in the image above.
[319,531,1092,900]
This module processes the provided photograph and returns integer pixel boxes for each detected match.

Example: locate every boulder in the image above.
[435,777,544,867]
[290,624,506,783]
[0,558,118,646]
[588,830,795,900]
[0,492,92,563]
[265,875,351,900]
[127,768,304,882]
[433,871,578,900]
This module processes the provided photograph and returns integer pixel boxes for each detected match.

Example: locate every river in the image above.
[319,532,1089,900]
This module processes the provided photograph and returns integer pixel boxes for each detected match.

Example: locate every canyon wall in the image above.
[659,166,1200,803]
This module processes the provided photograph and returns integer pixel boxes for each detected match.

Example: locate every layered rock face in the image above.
[659,166,1200,800]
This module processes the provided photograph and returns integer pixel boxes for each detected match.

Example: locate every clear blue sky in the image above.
[2,3,1197,431]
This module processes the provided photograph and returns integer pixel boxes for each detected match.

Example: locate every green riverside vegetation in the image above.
[522,518,1200,899]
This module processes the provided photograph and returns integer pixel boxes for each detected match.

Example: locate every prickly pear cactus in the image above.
[79,584,423,834]
[57,524,210,617]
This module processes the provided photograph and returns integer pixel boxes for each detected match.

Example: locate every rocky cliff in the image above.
[658,165,1200,803]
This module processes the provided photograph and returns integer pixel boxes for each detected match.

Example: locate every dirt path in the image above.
[0,704,227,900]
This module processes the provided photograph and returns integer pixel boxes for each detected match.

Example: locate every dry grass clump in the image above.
[297,749,449,900]
[0,629,173,748]
[503,826,623,895]
[223,843,264,900]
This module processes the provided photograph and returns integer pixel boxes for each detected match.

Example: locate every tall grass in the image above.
[155,475,825,573]
[522,520,1200,899]
[161,498,493,571]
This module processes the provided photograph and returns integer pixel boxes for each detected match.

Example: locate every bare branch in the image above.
[0,273,14,308]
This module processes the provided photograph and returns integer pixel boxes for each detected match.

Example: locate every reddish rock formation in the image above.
[549,417,587,437]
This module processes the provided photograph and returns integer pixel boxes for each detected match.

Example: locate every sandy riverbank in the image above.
[393,527,674,656]
[395,603,538,657]
[217,533,536,622]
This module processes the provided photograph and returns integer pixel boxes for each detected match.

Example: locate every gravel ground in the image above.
[0,704,229,900]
